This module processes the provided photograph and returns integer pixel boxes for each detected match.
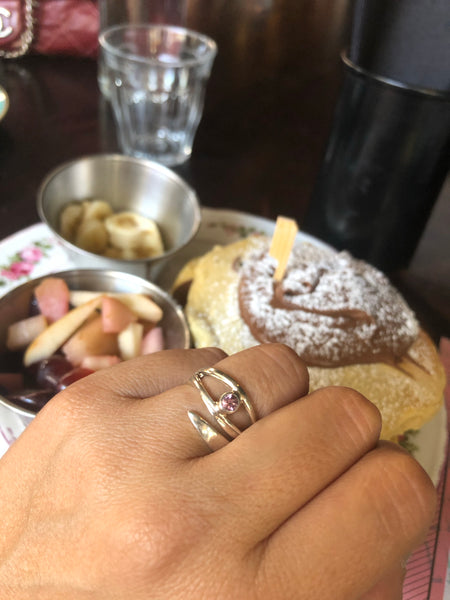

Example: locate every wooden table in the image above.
[0,0,448,341]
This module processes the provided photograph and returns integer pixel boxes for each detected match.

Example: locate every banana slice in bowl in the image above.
[104,212,164,257]
[38,154,201,275]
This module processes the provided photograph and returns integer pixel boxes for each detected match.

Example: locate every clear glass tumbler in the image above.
[99,24,217,167]
[98,0,187,97]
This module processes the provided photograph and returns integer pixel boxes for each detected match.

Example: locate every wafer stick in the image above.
[269,216,299,281]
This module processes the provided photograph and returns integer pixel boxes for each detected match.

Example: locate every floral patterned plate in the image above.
[0,222,75,295]
[0,211,447,486]
[0,85,9,122]
[0,223,75,456]
[155,207,334,291]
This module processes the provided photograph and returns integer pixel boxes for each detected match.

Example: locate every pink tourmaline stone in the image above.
[219,391,240,413]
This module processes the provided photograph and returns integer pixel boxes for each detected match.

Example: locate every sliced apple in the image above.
[68,290,102,306]
[118,322,144,361]
[7,314,48,351]
[34,277,70,324]
[62,315,119,367]
[69,291,163,323]
[117,294,162,323]
[102,297,137,333]
[80,355,122,371]
[141,326,164,355]
[23,296,103,367]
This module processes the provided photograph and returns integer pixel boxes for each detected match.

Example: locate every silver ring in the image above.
[188,367,256,450]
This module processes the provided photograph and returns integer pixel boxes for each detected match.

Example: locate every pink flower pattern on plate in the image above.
[20,246,44,263]
[0,425,16,446]
[0,240,52,284]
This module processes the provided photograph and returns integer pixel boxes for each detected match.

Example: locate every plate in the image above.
[0,85,9,122]
[155,207,334,291]
[0,222,75,297]
[0,209,447,485]
[156,207,448,485]
[407,406,447,485]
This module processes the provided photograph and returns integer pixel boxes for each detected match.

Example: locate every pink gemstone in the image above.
[219,391,241,414]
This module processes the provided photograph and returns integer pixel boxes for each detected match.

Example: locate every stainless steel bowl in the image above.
[0,269,190,425]
[37,154,201,277]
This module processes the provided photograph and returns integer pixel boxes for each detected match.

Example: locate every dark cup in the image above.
[304,53,450,272]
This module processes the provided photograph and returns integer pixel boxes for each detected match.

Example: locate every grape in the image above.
[3,365,93,412]
[4,358,93,413]
[57,367,94,391]
[7,389,54,411]
[29,294,41,317]
[33,355,74,390]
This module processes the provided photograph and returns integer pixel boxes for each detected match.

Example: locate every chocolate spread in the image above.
[238,246,419,367]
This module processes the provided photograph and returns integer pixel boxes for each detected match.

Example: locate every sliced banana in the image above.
[59,202,84,242]
[103,245,123,259]
[75,219,109,254]
[81,199,113,222]
[104,212,142,250]
[139,227,166,257]
[117,247,141,260]
[59,199,165,259]
[104,212,164,257]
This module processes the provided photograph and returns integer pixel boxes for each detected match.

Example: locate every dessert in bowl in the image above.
[37,154,201,278]
[0,269,189,429]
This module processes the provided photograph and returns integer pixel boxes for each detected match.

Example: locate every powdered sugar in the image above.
[239,242,419,367]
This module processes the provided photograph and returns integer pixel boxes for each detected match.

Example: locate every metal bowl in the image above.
[0,269,190,426]
[37,154,201,278]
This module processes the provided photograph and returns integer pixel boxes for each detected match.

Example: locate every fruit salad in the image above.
[0,277,165,413]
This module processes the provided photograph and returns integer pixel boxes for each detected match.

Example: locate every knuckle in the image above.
[261,342,310,385]
[201,346,228,362]
[320,386,382,448]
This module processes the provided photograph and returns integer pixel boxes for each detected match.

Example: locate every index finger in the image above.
[55,347,227,405]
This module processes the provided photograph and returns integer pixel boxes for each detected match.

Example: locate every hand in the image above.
[0,344,436,599]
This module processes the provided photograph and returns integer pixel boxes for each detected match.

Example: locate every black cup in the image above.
[304,53,450,272]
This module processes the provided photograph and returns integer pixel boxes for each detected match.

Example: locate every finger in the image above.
[12,348,227,461]
[186,342,310,433]
[195,384,381,541]
[360,563,406,600]
[51,347,226,410]
[106,347,228,398]
[141,343,310,458]
[258,443,436,600]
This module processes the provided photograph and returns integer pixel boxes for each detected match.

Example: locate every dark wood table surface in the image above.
[0,0,449,342]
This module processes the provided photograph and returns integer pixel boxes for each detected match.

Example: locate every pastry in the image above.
[173,236,446,440]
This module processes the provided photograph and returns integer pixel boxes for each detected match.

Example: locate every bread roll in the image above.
[173,236,445,440]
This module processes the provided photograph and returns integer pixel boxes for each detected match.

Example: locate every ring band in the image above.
[188,367,256,449]
[187,410,229,451]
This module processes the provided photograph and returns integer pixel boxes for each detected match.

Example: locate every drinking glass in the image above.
[99,24,217,167]
[98,0,187,97]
